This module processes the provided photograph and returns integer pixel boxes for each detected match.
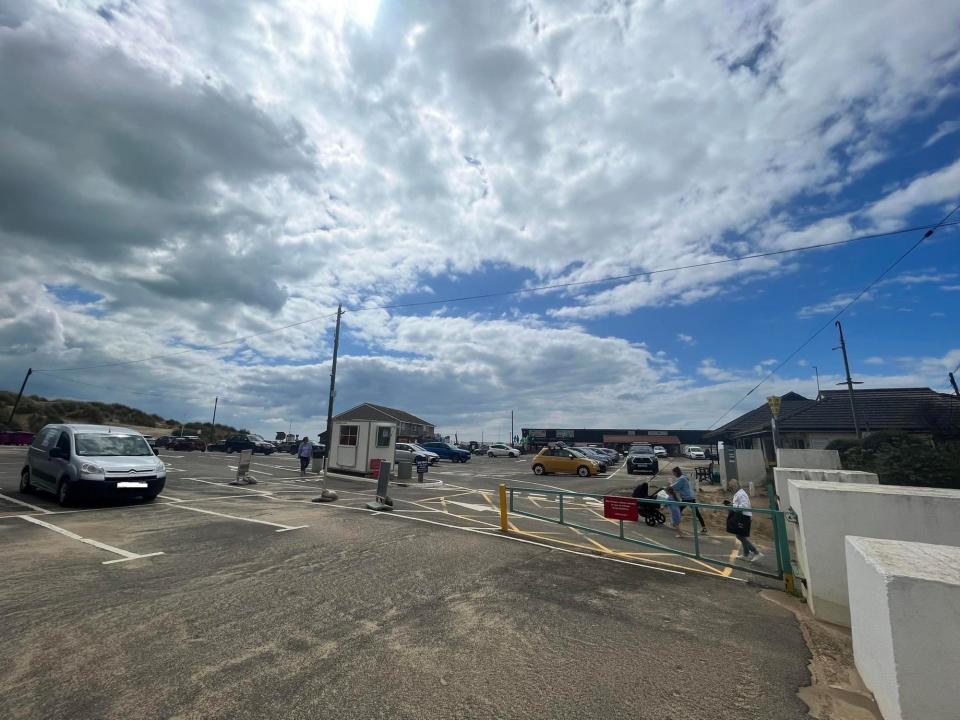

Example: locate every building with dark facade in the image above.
[521,427,712,454]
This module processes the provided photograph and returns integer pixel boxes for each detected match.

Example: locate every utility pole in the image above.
[210,396,218,442]
[510,410,514,446]
[5,368,32,428]
[324,304,343,448]
[313,304,343,504]
[834,321,863,439]
[813,365,821,399]
[949,372,960,398]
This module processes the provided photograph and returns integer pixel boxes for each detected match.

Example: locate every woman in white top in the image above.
[729,480,763,562]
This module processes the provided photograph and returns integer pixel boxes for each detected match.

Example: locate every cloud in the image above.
[2,1,960,435]
[923,120,960,148]
[677,333,696,345]
[864,356,885,365]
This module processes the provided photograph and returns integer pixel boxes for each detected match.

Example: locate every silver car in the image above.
[20,424,167,506]
[394,442,440,466]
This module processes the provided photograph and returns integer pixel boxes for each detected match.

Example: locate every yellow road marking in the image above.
[722,543,741,577]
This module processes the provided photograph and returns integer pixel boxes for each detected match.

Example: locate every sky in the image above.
[1,0,959,441]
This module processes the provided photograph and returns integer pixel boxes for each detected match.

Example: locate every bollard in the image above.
[365,461,393,511]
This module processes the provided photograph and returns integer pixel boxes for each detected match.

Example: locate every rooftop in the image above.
[333,402,434,427]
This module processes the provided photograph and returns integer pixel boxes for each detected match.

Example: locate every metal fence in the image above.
[498,484,795,593]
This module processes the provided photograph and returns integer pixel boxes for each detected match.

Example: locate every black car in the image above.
[223,434,275,455]
[627,452,659,475]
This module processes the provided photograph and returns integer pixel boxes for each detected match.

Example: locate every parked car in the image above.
[684,445,706,460]
[207,440,227,452]
[472,444,489,456]
[530,447,599,477]
[171,435,206,452]
[486,443,520,458]
[421,441,471,463]
[20,424,166,505]
[571,447,608,471]
[395,442,440,465]
[142,435,157,451]
[653,445,667,458]
[627,446,659,475]
[224,434,275,455]
[594,447,619,462]
[156,435,178,449]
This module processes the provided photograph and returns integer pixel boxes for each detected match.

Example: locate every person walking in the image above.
[725,480,763,562]
[669,466,708,535]
[298,435,314,475]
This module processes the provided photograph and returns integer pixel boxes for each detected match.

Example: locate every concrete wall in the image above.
[846,537,960,720]
[787,479,960,626]
[773,467,878,508]
[723,448,767,493]
[775,448,840,470]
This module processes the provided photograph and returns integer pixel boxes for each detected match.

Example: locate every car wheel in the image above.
[19,468,33,494]
[487,451,495,457]
[57,479,74,507]
[577,465,590,477]
[227,447,234,454]
[532,464,545,475]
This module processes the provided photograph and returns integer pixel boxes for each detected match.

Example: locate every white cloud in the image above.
[2,1,960,433]
[677,333,696,345]
[923,120,960,148]
[864,356,885,365]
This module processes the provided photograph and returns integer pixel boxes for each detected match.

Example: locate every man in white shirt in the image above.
[729,480,763,562]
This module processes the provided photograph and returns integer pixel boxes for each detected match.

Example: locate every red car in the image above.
[171,436,207,452]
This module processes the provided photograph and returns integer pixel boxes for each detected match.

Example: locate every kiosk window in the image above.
[376,426,392,447]
[339,425,358,446]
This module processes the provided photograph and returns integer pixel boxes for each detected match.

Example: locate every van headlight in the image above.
[80,462,105,479]
[156,462,167,479]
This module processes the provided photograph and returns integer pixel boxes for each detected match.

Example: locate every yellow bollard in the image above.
[499,483,509,532]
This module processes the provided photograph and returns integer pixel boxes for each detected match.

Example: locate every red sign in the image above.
[603,496,638,522]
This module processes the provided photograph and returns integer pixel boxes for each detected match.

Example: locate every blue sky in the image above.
[1,1,959,439]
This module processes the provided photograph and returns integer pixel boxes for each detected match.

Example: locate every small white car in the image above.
[685,445,706,460]
[653,445,667,457]
[486,443,520,458]
[395,442,440,465]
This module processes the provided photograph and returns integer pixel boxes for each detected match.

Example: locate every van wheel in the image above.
[532,464,545,475]
[577,465,590,477]
[19,468,33,494]
[57,479,74,507]
[487,451,495,457]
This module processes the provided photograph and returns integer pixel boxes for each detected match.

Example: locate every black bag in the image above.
[726,511,749,535]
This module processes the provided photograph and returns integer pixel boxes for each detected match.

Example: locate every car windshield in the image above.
[75,434,152,457]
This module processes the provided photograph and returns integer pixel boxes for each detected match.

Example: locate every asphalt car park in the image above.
[0,446,808,719]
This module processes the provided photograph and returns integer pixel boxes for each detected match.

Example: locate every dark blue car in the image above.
[421,442,471,463]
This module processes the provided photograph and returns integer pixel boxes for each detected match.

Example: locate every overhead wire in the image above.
[34,219,960,374]
[707,200,960,430]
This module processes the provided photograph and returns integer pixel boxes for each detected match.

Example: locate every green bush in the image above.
[836,431,960,489]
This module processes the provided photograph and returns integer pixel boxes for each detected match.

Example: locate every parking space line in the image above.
[0,492,52,514]
[18,515,164,564]
[167,504,307,532]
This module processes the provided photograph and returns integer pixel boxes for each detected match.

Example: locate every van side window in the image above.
[31,429,52,449]
[56,432,71,454]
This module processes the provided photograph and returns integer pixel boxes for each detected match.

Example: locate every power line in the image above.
[34,217,960,374]
[707,201,960,431]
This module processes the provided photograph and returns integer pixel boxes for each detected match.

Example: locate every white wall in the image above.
[788,480,960,626]
[773,467,878,508]
[736,448,767,490]
[847,537,960,720]
[775,448,840,470]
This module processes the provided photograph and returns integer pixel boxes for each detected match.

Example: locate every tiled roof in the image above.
[708,388,960,438]
[334,403,433,427]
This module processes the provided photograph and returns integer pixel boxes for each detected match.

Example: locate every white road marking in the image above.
[18,515,163,564]
[167,504,307,532]
[446,500,498,513]
[0,492,52,514]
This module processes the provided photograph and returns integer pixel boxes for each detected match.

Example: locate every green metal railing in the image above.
[500,484,795,592]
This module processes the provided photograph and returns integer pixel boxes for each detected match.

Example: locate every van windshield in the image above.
[75,434,153,457]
